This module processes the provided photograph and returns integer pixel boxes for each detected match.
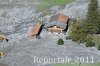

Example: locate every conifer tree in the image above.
[85,0,100,34]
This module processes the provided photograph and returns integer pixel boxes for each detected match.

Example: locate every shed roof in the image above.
[27,24,42,36]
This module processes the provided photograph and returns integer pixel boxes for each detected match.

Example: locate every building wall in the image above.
[47,26,63,33]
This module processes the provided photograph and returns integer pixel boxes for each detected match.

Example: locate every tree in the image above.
[70,22,87,43]
[83,20,99,34]
[69,0,100,43]
[85,0,100,34]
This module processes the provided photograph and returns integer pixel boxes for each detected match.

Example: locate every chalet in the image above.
[27,24,43,39]
[44,13,69,33]
[27,13,69,39]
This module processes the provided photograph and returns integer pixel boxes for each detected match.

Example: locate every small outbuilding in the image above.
[44,13,69,33]
[27,24,43,39]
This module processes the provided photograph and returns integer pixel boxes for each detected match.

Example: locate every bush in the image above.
[57,38,64,45]
[85,41,95,47]
[85,39,95,47]
[98,46,100,50]
[93,35,100,50]
[65,36,71,40]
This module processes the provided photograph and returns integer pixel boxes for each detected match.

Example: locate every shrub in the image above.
[65,36,71,40]
[93,35,100,50]
[85,41,95,47]
[57,38,64,45]
[98,46,100,50]
[85,39,95,47]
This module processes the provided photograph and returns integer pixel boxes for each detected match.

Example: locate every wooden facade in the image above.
[47,26,63,33]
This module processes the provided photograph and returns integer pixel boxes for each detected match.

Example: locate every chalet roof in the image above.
[44,21,67,29]
[49,13,69,24]
[27,24,42,36]
[44,13,69,29]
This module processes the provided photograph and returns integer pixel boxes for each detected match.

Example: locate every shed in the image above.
[27,24,42,38]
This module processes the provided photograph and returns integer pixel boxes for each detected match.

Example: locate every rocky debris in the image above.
[0,31,100,66]
[42,15,52,24]
[0,62,8,66]
[58,0,100,19]
[49,6,62,14]
[58,0,89,19]
[0,0,100,66]
[0,6,42,35]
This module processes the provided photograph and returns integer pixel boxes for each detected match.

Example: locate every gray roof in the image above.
[44,21,67,29]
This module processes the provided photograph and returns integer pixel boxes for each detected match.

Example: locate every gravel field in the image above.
[0,31,100,66]
[0,0,100,66]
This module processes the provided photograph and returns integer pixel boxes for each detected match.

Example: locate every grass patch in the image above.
[36,0,73,12]
[54,63,100,66]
